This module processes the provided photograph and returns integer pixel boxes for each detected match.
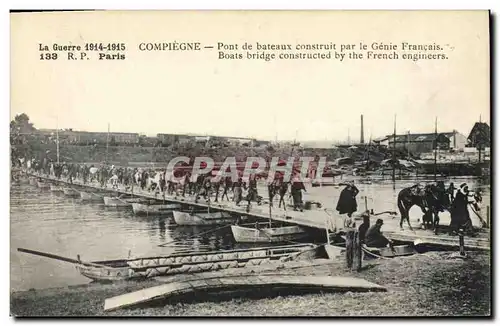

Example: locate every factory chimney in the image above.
[360,114,365,144]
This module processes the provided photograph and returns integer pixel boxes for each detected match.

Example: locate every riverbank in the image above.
[10,251,491,317]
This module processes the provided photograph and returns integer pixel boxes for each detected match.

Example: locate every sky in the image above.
[10,11,490,141]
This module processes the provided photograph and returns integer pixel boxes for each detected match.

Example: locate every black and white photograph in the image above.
[8,10,491,317]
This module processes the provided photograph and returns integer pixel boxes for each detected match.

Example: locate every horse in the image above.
[420,184,448,233]
[396,184,428,231]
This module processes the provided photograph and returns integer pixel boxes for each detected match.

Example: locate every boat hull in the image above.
[49,184,63,192]
[37,181,50,189]
[132,203,182,216]
[231,224,308,243]
[80,191,105,202]
[76,265,138,282]
[78,243,316,281]
[63,187,80,197]
[103,196,143,207]
[172,210,234,226]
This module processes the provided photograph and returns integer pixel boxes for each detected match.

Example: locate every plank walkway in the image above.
[103,274,386,311]
[28,173,342,231]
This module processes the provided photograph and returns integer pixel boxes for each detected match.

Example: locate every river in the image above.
[10,176,490,292]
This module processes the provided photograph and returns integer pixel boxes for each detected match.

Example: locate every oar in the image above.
[372,210,398,216]
[17,248,111,269]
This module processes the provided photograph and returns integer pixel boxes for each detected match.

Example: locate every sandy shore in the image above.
[10,251,490,317]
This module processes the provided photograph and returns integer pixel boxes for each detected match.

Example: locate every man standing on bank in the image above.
[336,181,360,217]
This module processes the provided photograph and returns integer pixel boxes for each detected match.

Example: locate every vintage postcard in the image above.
[9,10,491,317]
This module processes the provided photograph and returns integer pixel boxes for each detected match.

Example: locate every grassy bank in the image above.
[10,251,490,317]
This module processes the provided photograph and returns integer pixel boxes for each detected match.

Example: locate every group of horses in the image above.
[396,182,482,233]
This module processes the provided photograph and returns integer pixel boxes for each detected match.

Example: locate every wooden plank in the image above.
[104,282,192,311]
[104,275,386,311]
[385,231,490,250]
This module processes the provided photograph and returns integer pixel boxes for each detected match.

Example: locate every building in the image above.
[157,133,197,146]
[467,122,490,148]
[387,132,451,154]
[301,140,337,149]
[372,136,389,147]
[225,136,256,147]
[254,140,271,148]
[441,130,468,150]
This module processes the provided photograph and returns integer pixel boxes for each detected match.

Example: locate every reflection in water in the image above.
[158,218,166,242]
[10,176,490,292]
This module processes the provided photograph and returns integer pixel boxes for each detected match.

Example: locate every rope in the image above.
[469,203,487,227]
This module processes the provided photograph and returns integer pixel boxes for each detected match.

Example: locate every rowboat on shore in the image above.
[80,191,106,202]
[324,244,415,260]
[172,210,235,226]
[18,244,317,282]
[103,196,145,207]
[231,223,308,243]
[50,184,64,192]
[63,187,80,197]
[131,203,182,216]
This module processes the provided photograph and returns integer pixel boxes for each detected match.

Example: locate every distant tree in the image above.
[10,113,35,136]
[10,113,37,164]
[137,136,145,147]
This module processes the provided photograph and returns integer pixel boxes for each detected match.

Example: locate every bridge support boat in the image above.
[172,210,235,225]
[50,184,64,192]
[231,223,308,243]
[63,187,80,197]
[103,196,145,207]
[37,181,50,189]
[132,203,182,216]
[80,191,106,202]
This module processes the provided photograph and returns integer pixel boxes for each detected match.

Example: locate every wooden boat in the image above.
[172,210,235,226]
[28,177,38,186]
[231,223,308,243]
[324,243,415,259]
[18,244,317,282]
[103,196,144,207]
[104,274,386,311]
[132,203,182,216]
[49,184,64,192]
[80,191,105,202]
[324,244,346,260]
[363,245,415,258]
[37,181,50,189]
[62,187,80,197]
